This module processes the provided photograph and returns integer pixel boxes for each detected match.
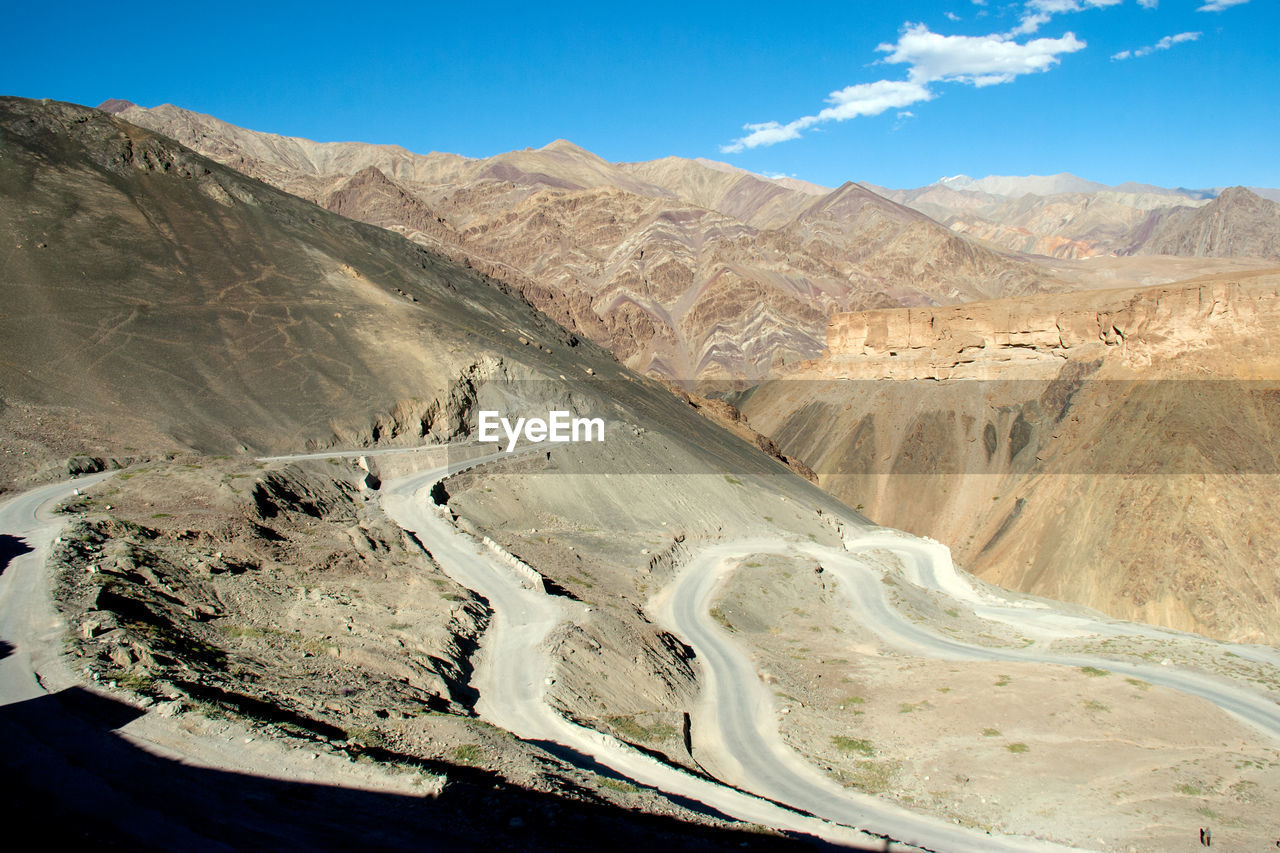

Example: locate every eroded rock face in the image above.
[744,272,1280,644]
[809,278,1280,380]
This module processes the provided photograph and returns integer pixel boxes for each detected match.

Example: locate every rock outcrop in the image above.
[806,277,1280,380]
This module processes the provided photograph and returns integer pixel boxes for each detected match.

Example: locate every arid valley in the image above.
[3,6,1280,848]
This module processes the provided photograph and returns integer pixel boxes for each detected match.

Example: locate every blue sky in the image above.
[4,1,1275,189]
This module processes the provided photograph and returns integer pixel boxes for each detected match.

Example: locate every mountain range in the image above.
[4,95,1280,850]
[101,102,1067,379]
[106,100,1280,379]
[877,173,1280,261]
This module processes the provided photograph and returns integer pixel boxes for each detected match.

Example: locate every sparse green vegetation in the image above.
[1125,677,1150,690]
[944,608,959,618]
[723,475,743,486]
[452,744,482,764]
[828,759,898,794]
[606,715,678,744]
[221,624,281,640]
[1079,666,1110,677]
[709,606,733,630]
[345,726,387,748]
[1175,782,1204,796]
[103,668,154,692]
[1083,699,1110,713]
[597,775,638,794]
[898,701,926,714]
[831,736,875,756]
[1005,742,1029,753]
[994,674,1011,687]
[982,727,1001,737]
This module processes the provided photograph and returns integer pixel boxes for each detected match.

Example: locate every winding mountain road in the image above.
[652,534,1280,849]
[4,452,1278,851]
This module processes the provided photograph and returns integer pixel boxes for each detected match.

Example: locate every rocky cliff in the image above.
[807,277,1280,380]
[743,271,1280,644]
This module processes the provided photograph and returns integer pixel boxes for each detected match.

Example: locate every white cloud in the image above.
[1011,0,1122,36]
[722,80,933,152]
[946,11,961,21]
[1138,0,1158,8]
[879,23,1085,87]
[721,18,1090,154]
[817,79,935,120]
[1197,0,1248,10]
[897,111,916,118]
[722,121,806,152]
[1111,30,1201,60]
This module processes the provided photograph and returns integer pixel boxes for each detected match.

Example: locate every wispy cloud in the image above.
[721,22,1085,153]
[723,80,933,152]
[1197,0,1248,11]
[1138,0,1158,8]
[946,11,962,21]
[1111,30,1201,61]
[1009,0,1122,37]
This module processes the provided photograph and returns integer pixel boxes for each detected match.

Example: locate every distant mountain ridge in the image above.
[102,99,1280,377]
[938,173,1110,197]
[933,172,1278,202]
[881,172,1280,260]
[113,101,1060,380]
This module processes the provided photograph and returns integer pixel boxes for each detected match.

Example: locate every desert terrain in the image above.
[2,95,1279,851]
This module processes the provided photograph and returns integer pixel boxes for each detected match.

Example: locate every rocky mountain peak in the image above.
[96,98,136,114]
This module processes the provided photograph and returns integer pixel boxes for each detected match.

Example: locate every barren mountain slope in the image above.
[0,97,578,486]
[3,95,877,843]
[0,97,809,492]
[619,156,827,229]
[740,270,1280,643]
[115,102,1067,379]
[1125,186,1280,260]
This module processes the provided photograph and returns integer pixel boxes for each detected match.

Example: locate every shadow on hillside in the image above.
[0,685,890,851]
[0,534,32,578]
